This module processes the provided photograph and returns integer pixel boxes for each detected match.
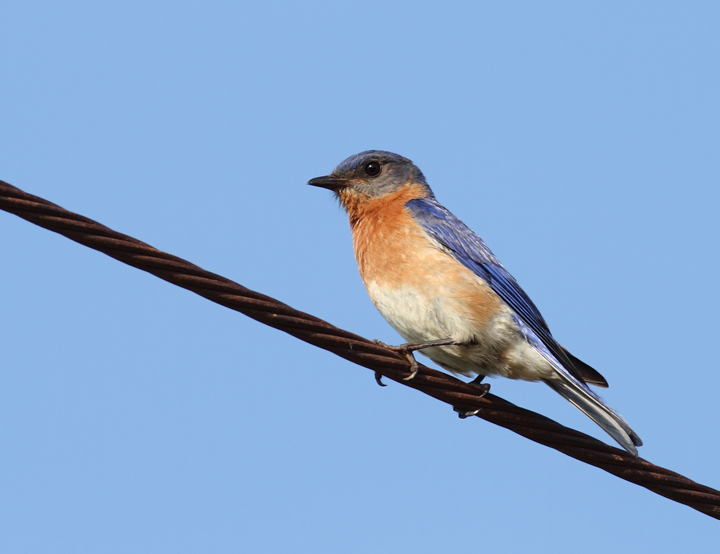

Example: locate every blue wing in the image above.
[405,197,582,382]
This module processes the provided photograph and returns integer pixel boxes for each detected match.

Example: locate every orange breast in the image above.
[344,184,503,331]
[345,184,428,286]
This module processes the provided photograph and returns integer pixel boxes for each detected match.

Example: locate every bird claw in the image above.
[372,337,459,382]
[468,378,491,399]
[454,406,482,419]
[453,380,490,418]
[372,339,421,381]
[402,358,420,381]
[374,371,387,387]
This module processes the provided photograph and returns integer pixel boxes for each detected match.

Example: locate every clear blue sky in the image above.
[1,2,719,552]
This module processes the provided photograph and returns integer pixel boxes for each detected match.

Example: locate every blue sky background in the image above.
[1,2,719,552]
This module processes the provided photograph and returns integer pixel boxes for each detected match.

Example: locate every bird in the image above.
[308,150,642,456]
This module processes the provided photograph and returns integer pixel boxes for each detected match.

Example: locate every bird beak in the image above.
[307,175,350,191]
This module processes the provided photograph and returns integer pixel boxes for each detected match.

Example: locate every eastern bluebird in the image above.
[308,150,642,456]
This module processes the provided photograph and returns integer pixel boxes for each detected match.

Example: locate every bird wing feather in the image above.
[405,197,588,384]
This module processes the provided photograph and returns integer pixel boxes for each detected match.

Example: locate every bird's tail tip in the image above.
[544,378,642,457]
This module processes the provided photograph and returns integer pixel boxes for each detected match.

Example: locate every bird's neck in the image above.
[342,183,429,284]
[340,183,428,230]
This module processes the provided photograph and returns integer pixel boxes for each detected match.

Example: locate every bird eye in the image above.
[364,161,382,177]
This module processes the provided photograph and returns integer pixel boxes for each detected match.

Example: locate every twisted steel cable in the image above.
[1,178,718,520]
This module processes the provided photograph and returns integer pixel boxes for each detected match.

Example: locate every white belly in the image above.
[365,280,556,381]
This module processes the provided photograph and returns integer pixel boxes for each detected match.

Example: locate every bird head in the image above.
[308,150,431,209]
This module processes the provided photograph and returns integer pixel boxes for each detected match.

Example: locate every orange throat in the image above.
[339,183,429,285]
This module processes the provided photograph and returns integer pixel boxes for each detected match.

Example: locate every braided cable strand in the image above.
[1,179,718,520]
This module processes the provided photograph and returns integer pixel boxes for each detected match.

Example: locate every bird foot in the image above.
[454,406,482,419]
[453,379,490,418]
[372,338,460,381]
[468,375,491,398]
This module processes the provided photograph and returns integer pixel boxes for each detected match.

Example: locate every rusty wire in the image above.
[1,178,719,520]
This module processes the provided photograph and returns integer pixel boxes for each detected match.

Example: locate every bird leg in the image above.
[467,374,491,397]
[372,338,460,382]
[469,374,485,385]
[453,374,491,417]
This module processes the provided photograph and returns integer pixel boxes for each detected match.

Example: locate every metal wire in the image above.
[1,178,719,520]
